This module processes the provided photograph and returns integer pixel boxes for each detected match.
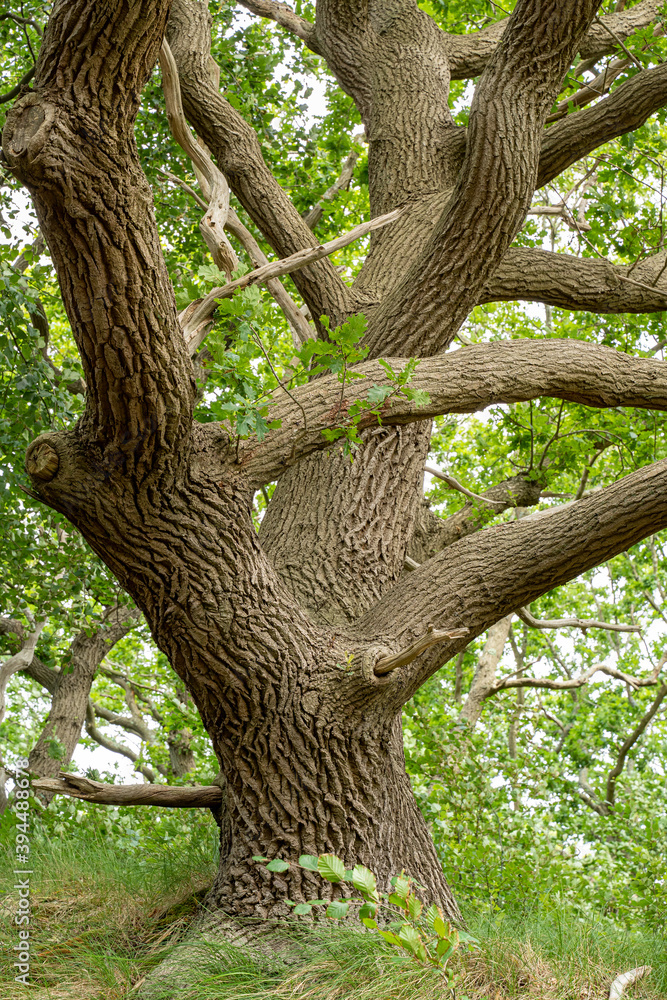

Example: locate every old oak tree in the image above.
[3,0,667,930]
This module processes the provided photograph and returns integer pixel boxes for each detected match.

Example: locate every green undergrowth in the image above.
[1,819,665,1000]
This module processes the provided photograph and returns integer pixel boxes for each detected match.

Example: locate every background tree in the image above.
[2,0,667,939]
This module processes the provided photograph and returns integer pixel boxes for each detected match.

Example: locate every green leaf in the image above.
[292,903,313,915]
[351,864,378,899]
[298,854,320,871]
[407,894,423,921]
[266,858,290,872]
[325,900,349,919]
[388,892,409,910]
[358,901,378,919]
[317,854,346,882]
[378,929,402,947]
[252,855,270,862]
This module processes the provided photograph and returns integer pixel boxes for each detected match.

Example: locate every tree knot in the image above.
[2,92,57,171]
[26,439,60,483]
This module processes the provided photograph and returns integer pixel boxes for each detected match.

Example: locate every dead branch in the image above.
[425,464,508,508]
[303,136,364,229]
[181,207,404,349]
[31,772,222,808]
[609,967,652,1000]
[373,624,470,676]
[159,38,238,279]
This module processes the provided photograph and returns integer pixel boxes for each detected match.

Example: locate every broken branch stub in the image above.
[374,624,469,677]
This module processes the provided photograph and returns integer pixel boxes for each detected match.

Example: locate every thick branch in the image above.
[481,247,667,314]
[31,772,221,808]
[3,0,192,468]
[236,0,320,52]
[445,1,661,80]
[235,340,667,488]
[365,0,601,357]
[352,457,667,707]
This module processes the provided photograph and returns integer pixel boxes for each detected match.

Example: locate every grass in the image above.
[1,821,666,1000]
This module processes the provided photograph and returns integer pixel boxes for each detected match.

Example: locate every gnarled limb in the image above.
[84,701,159,783]
[480,247,667,314]
[516,605,640,634]
[373,624,469,676]
[181,207,402,351]
[365,0,602,358]
[234,340,667,488]
[445,0,661,80]
[159,37,238,279]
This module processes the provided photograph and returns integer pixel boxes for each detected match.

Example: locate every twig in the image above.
[374,624,469,676]
[424,465,507,507]
[594,13,643,71]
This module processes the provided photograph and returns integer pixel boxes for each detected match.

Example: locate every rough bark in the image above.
[445,0,661,80]
[481,247,667,314]
[239,341,667,487]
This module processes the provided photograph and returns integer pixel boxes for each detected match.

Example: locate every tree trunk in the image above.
[206,710,460,922]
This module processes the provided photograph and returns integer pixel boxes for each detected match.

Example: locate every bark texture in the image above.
[4,0,667,943]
